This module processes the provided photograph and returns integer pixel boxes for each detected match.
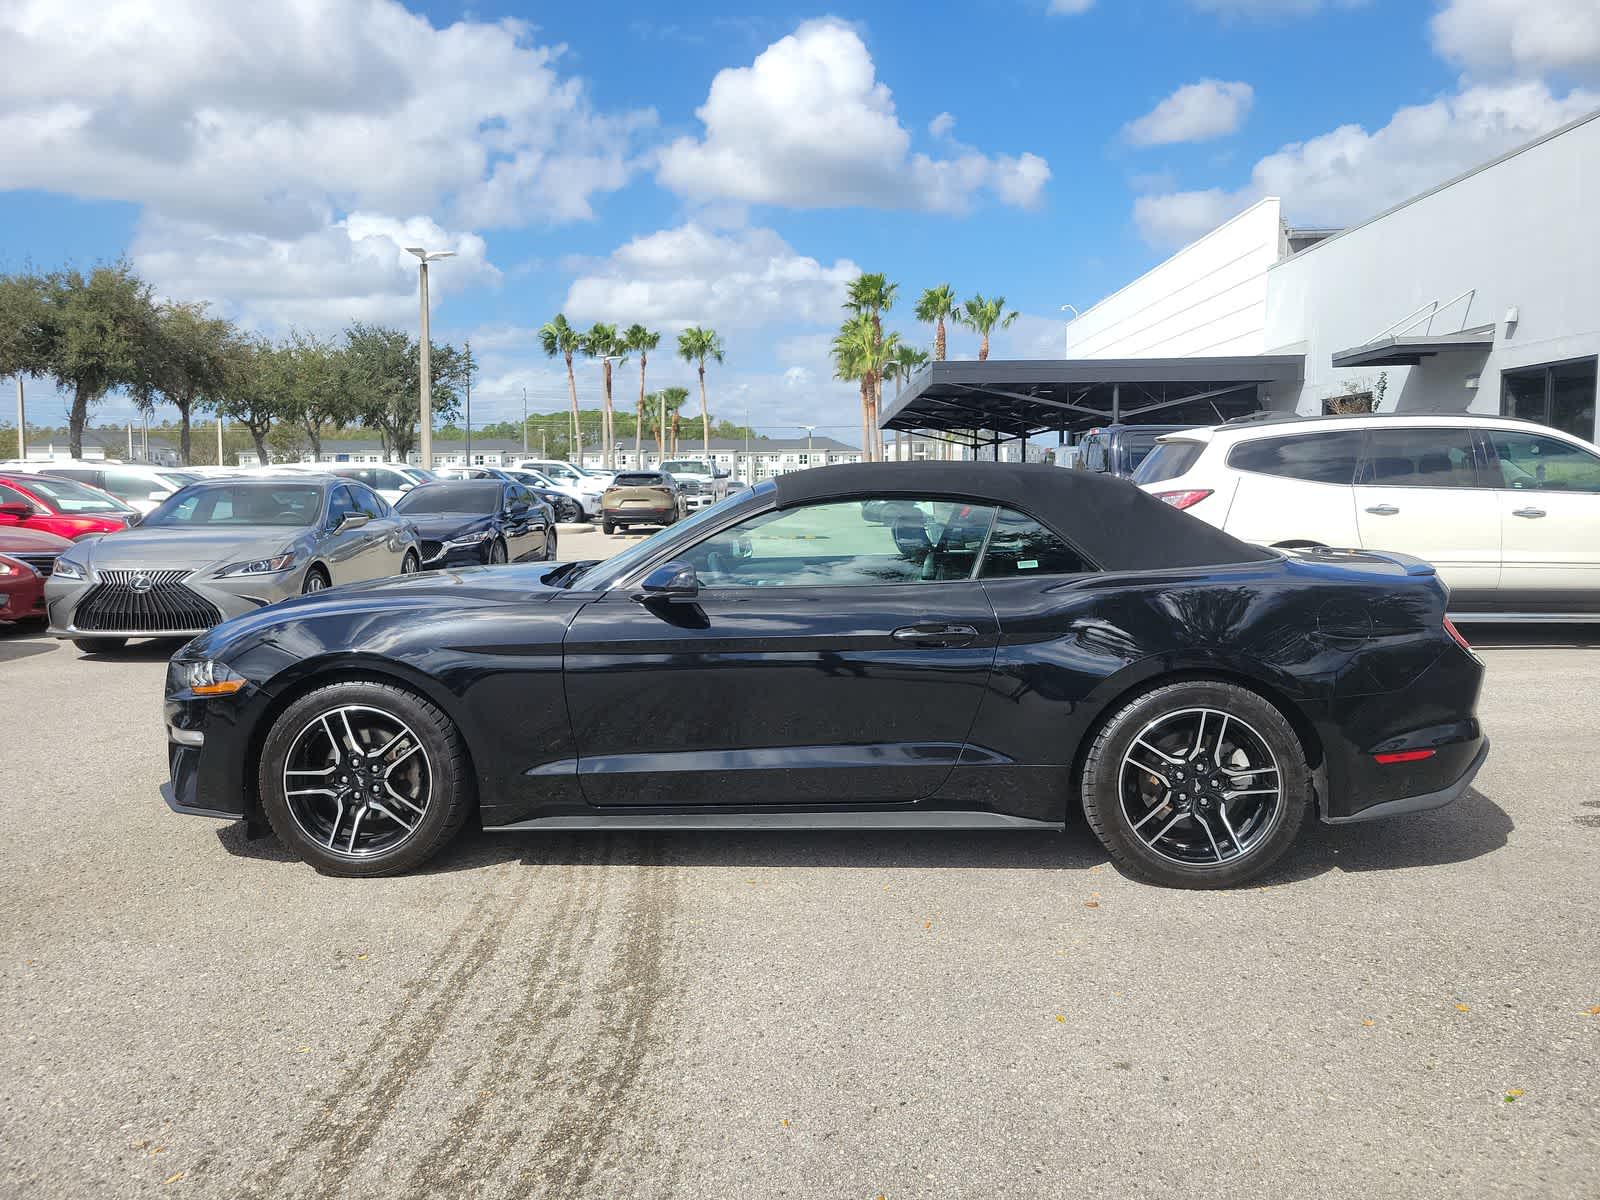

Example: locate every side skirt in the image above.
[485,810,1063,833]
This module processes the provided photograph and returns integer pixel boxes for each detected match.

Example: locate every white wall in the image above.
[1066,198,1284,359]
[1265,111,1600,438]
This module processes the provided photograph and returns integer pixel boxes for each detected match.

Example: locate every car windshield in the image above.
[396,481,501,514]
[10,476,133,514]
[144,484,323,527]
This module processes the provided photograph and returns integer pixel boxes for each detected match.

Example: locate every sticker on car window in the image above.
[1019,559,1038,570]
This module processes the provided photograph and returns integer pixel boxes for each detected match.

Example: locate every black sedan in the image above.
[394,480,556,568]
[161,462,1487,888]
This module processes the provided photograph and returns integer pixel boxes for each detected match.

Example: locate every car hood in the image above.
[0,526,73,553]
[403,513,493,539]
[75,525,307,572]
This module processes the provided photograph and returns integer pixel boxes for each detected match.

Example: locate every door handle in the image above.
[1364,504,1400,516]
[1512,507,1547,519]
[892,623,979,647]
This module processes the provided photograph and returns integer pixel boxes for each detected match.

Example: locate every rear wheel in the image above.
[602,518,615,534]
[73,637,126,653]
[1081,680,1309,889]
[258,680,473,876]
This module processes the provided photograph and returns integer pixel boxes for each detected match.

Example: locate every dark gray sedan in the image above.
[45,476,421,651]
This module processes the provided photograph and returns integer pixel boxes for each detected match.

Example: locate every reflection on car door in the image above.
[1353,427,1500,602]
[562,498,1001,806]
[320,484,375,583]
[348,483,405,578]
[503,484,546,560]
[1482,429,1600,609]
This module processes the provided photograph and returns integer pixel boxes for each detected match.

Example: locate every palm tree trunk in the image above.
[635,354,646,468]
[698,362,710,463]
[935,317,946,361]
[601,360,614,470]
[979,332,990,362]
[859,377,872,461]
[564,354,582,463]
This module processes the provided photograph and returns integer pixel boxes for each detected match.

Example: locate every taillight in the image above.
[1374,749,1436,765]
[651,486,672,497]
[1442,616,1472,653]
[1153,489,1213,510]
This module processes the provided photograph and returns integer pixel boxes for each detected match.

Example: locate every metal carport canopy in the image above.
[879,356,1305,439]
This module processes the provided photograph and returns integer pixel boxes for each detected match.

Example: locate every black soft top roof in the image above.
[771,462,1273,572]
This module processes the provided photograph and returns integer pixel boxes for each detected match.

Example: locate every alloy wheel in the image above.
[400,551,419,574]
[1118,707,1283,866]
[302,571,328,594]
[281,705,432,858]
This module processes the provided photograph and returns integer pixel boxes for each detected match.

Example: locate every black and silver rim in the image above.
[303,572,328,593]
[1118,707,1282,866]
[282,705,431,858]
[401,552,419,574]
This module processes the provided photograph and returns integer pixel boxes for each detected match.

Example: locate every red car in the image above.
[0,526,70,623]
[0,472,135,540]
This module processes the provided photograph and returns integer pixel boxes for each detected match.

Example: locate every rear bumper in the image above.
[603,507,674,524]
[1321,737,1488,825]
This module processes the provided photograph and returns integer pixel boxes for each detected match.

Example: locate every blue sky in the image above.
[2,0,1597,444]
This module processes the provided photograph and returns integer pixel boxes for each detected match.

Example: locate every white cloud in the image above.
[929,112,956,138]
[656,19,1050,213]
[564,223,862,330]
[1431,0,1600,77]
[1124,80,1255,146]
[0,0,652,235]
[1133,80,1599,245]
[130,213,497,330]
[1048,0,1095,14]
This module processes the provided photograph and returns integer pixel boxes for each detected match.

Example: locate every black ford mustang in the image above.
[162,463,1487,888]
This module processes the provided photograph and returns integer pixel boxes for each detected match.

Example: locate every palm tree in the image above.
[883,344,930,461]
[677,326,724,463]
[581,322,624,470]
[622,324,659,468]
[538,314,584,462]
[832,315,899,460]
[914,284,958,361]
[955,293,1018,362]
[843,273,898,460]
[645,387,690,455]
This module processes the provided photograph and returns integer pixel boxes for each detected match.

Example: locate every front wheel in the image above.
[486,538,508,565]
[302,567,330,594]
[400,550,420,574]
[257,680,473,876]
[1081,680,1309,889]
[556,499,581,523]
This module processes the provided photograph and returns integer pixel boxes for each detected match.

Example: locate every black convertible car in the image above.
[162,462,1487,888]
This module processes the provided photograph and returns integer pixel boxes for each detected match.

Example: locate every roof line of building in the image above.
[1269,105,1600,270]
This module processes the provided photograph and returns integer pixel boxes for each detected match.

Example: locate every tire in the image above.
[487,538,508,565]
[1080,679,1309,889]
[73,637,126,653]
[301,566,330,594]
[601,518,615,535]
[257,679,473,876]
[544,529,558,561]
[400,550,420,575]
[556,499,581,523]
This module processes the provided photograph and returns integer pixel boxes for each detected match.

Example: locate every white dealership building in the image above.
[1063,108,1600,444]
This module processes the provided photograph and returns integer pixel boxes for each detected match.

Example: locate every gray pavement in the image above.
[1,573,1597,1197]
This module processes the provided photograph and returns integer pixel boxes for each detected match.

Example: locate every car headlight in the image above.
[446,529,493,547]
[215,553,297,577]
[51,557,86,581]
[172,658,247,697]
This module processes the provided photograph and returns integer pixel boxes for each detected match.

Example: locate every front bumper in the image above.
[162,691,256,820]
[0,575,46,621]
[420,541,492,569]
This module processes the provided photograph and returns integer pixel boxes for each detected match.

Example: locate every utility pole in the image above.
[14,376,25,460]
[464,338,472,466]
[216,413,224,466]
[522,387,528,454]
[405,247,455,474]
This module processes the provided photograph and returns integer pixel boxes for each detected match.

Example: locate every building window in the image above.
[1502,357,1598,442]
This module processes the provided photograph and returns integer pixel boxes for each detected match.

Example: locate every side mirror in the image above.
[634,561,699,602]
[0,502,30,521]
[337,512,371,531]
[125,511,145,528]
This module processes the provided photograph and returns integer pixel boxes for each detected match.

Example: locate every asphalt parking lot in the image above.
[2,536,1597,1199]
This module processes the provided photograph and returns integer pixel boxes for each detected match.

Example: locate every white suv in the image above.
[1134,413,1600,619]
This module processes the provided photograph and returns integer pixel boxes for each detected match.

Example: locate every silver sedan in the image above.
[45,475,421,651]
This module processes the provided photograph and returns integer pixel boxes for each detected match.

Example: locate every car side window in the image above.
[351,484,386,518]
[0,482,38,510]
[1227,431,1363,484]
[1487,431,1600,493]
[677,498,997,587]
[1357,428,1480,488]
[980,509,1095,578]
[326,485,359,527]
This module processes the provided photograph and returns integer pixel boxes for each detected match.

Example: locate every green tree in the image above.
[832,314,899,459]
[343,324,465,461]
[140,301,235,465]
[676,326,724,463]
[538,314,585,464]
[955,293,1018,362]
[914,283,958,361]
[28,263,158,459]
[278,331,353,459]
[582,322,624,469]
[843,273,898,460]
[213,335,286,464]
[0,271,52,458]
[646,386,690,455]
[882,344,929,461]
[621,324,660,465]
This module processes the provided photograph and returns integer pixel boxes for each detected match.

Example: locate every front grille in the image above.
[73,569,224,633]
[11,552,57,577]
[420,539,444,562]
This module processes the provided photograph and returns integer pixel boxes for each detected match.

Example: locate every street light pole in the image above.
[800,424,816,468]
[464,338,472,466]
[522,387,528,454]
[216,413,224,465]
[14,376,25,460]
[405,247,456,471]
